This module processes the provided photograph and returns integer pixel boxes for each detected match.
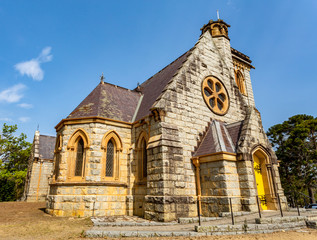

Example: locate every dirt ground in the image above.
[0,202,317,240]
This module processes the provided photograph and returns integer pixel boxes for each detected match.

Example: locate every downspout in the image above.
[192,158,202,214]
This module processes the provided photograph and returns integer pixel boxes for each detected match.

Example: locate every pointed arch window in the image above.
[106,139,115,177]
[137,131,148,181]
[141,138,148,179]
[74,138,84,176]
[66,129,90,181]
[101,131,122,181]
[235,70,247,95]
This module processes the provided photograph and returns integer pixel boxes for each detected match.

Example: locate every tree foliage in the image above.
[0,123,31,201]
[267,114,317,204]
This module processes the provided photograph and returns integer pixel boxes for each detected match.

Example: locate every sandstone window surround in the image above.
[53,134,62,181]
[66,129,90,182]
[251,146,278,211]
[234,70,247,96]
[101,130,122,181]
[202,76,229,115]
[136,131,148,182]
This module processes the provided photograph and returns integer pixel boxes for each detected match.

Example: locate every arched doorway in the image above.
[252,149,277,210]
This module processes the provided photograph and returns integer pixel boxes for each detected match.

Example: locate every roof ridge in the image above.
[151,47,195,107]
[135,49,192,90]
[102,81,140,95]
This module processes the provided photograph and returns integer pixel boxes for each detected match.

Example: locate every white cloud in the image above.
[19,117,30,123]
[0,84,26,103]
[14,46,53,81]
[0,118,13,122]
[18,103,33,109]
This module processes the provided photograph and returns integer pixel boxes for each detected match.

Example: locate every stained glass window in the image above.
[106,140,114,177]
[75,138,84,176]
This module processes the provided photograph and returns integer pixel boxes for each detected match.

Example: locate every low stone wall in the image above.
[47,185,128,217]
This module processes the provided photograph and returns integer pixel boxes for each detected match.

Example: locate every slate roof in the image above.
[193,120,242,157]
[65,45,250,124]
[67,82,141,122]
[39,135,56,160]
[226,121,243,150]
[134,50,192,120]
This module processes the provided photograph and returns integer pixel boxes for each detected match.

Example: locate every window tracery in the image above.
[101,130,122,181]
[202,76,229,115]
[66,129,90,181]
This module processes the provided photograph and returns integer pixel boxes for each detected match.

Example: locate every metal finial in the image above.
[217,10,220,20]
[37,124,39,131]
[100,73,105,84]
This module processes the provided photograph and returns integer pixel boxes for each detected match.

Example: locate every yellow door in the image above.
[253,155,267,210]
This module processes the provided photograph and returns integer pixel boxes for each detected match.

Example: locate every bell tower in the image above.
[201,19,230,40]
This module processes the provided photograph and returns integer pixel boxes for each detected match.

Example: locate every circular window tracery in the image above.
[202,76,229,115]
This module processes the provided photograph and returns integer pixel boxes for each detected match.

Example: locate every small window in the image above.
[235,70,247,95]
[74,138,84,176]
[101,131,122,181]
[106,139,115,177]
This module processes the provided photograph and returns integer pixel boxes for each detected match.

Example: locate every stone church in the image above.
[46,19,287,221]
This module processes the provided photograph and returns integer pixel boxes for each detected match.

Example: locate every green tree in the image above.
[267,114,317,205]
[0,123,32,201]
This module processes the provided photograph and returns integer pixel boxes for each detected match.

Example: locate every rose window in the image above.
[202,76,229,115]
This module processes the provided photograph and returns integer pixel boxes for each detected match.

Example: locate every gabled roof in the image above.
[193,120,242,157]
[39,135,56,160]
[134,50,192,120]
[67,82,141,122]
[65,30,252,123]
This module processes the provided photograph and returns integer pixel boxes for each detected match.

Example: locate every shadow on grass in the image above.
[38,207,46,213]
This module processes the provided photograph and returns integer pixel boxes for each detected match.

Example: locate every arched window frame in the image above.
[101,130,123,181]
[234,69,247,96]
[53,134,62,181]
[67,129,90,181]
[136,131,148,181]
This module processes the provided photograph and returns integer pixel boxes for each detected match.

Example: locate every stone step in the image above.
[306,220,317,229]
[255,216,307,224]
[86,220,308,238]
[219,211,254,217]
[85,229,205,238]
[195,221,307,235]
[178,216,221,224]
[92,220,176,227]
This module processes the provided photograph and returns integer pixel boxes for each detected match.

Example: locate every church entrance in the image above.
[253,149,277,210]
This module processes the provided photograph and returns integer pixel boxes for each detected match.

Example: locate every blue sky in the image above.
[0,0,317,141]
